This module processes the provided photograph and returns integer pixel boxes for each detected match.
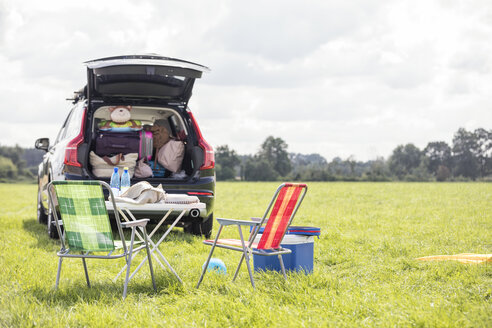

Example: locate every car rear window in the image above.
[91,65,200,99]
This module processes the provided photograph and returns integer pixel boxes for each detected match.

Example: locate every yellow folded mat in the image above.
[416,253,491,264]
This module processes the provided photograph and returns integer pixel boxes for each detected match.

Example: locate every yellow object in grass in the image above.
[416,253,491,264]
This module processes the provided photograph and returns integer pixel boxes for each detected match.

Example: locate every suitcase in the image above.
[139,131,153,160]
[94,131,140,157]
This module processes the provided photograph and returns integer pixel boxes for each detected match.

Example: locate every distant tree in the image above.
[23,148,45,168]
[388,144,422,179]
[0,156,18,179]
[452,128,480,179]
[289,153,327,166]
[299,166,331,181]
[289,153,329,181]
[473,128,492,177]
[327,157,345,176]
[258,136,291,177]
[407,162,433,181]
[365,157,390,181]
[0,145,26,170]
[436,165,451,181]
[345,155,357,177]
[215,145,240,180]
[237,154,251,180]
[244,157,278,181]
[423,141,452,176]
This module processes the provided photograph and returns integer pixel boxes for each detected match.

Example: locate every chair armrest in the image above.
[121,219,150,228]
[216,218,261,227]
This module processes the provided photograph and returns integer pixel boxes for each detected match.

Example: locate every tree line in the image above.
[216,127,491,182]
[0,145,43,182]
[0,127,489,182]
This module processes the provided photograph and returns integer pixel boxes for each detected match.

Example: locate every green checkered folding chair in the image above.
[47,180,156,299]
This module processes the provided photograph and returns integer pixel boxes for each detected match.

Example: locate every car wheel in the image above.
[37,185,48,224]
[184,213,213,238]
[47,208,60,239]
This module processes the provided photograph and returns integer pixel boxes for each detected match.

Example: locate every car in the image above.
[35,54,215,238]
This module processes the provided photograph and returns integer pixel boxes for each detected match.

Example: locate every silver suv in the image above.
[35,55,215,238]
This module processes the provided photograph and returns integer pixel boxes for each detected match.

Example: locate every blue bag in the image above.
[148,160,166,178]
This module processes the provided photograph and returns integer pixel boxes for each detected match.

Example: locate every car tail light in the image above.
[64,108,87,168]
[187,191,214,196]
[188,111,215,170]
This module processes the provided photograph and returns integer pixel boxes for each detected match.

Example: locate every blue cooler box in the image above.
[252,226,320,273]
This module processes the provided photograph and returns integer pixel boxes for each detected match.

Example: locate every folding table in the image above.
[105,200,206,283]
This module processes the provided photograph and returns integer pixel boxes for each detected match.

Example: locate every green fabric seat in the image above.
[48,180,156,299]
[54,181,114,252]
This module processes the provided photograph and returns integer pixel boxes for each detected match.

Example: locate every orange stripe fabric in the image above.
[263,187,295,249]
[257,187,288,249]
[270,186,302,248]
[257,185,302,250]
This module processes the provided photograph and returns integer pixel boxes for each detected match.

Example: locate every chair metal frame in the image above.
[47,180,156,299]
[196,183,308,289]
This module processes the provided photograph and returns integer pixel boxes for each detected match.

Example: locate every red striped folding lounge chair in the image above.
[196,183,308,289]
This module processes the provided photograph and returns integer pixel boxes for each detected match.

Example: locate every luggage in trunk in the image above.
[95,131,140,157]
[139,131,153,160]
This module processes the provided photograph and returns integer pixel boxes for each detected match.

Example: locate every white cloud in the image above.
[0,0,491,161]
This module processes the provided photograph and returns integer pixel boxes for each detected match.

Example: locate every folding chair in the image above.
[196,183,308,289]
[47,180,156,299]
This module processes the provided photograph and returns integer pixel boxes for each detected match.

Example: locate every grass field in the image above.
[0,182,490,327]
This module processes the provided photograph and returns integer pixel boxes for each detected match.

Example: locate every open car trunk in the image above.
[85,55,209,103]
[86,105,204,184]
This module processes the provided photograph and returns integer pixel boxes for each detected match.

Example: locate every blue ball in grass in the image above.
[204,258,227,274]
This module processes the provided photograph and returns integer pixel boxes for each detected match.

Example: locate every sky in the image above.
[0,0,491,161]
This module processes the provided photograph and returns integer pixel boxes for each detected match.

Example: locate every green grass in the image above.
[0,182,490,327]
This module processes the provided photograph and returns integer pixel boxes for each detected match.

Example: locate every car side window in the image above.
[54,109,74,145]
[63,104,85,141]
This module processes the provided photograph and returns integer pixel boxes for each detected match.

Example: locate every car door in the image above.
[38,108,72,208]
[40,102,86,208]
[50,108,75,181]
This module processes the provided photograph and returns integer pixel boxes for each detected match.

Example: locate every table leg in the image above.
[127,207,172,271]
[129,210,186,283]
[147,209,173,239]
[114,208,168,282]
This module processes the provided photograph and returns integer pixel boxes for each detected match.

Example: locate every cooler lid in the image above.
[286,226,321,236]
[255,226,320,236]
